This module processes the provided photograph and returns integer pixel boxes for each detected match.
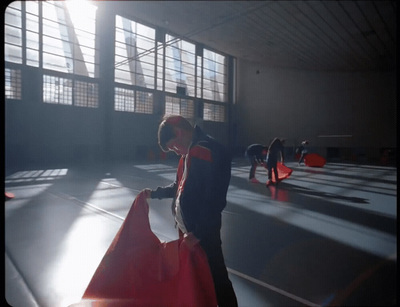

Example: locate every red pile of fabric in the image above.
[304,153,326,167]
[271,162,293,182]
[72,192,217,307]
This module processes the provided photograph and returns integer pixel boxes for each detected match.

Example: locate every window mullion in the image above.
[39,1,43,69]
[21,1,26,65]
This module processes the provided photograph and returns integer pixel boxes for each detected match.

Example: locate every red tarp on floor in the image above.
[72,192,217,307]
[304,153,326,167]
[271,162,293,183]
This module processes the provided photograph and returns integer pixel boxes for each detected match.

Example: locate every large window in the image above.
[5,68,22,100]
[5,1,99,108]
[43,74,98,107]
[202,49,227,102]
[43,75,73,105]
[114,87,135,112]
[161,36,227,121]
[196,49,227,122]
[4,2,22,64]
[165,95,194,119]
[203,102,225,122]
[115,15,156,88]
[74,80,99,108]
[5,1,98,75]
[26,1,39,67]
[5,2,231,122]
[42,1,98,76]
[164,35,196,97]
[114,87,153,113]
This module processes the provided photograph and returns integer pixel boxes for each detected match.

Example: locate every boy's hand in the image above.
[142,188,152,199]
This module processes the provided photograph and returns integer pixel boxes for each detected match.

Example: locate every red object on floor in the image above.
[5,192,15,200]
[304,153,326,167]
[75,192,217,307]
[271,162,293,183]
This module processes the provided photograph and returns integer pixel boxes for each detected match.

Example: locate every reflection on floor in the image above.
[5,159,397,306]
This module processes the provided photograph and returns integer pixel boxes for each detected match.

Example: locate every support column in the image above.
[96,3,115,165]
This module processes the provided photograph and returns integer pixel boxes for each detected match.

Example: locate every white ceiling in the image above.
[103,1,396,72]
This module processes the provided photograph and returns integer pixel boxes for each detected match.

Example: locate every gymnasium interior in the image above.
[4,1,396,306]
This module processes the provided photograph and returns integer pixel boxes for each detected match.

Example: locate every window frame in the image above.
[42,72,99,108]
[4,2,233,122]
[5,67,22,100]
[114,85,154,114]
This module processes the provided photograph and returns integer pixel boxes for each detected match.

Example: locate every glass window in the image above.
[75,80,99,108]
[114,87,153,114]
[164,35,196,96]
[4,1,98,74]
[165,95,194,119]
[202,49,227,102]
[42,1,98,77]
[136,90,153,114]
[43,75,73,105]
[115,87,135,112]
[4,2,23,64]
[26,1,39,67]
[5,68,22,100]
[115,16,156,89]
[200,49,228,122]
[203,102,225,122]
[43,74,98,108]
[3,1,230,122]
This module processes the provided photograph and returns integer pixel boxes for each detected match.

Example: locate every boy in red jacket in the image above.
[144,115,237,307]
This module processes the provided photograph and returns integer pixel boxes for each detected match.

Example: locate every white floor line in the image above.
[227,267,321,307]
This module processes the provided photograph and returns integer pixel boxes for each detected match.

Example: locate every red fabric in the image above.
[5,192,15,200]
[189,145,213,162]
[304,153,326,167]
[74,192,217,307]
[271,162,293,183]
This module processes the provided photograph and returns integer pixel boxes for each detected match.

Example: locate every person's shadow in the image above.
[269,182,369,204]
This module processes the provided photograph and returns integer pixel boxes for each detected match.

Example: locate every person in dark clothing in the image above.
[245,144,269,183]
[266,137,285,186]
[297,140,309,165]
[144,115,238,307]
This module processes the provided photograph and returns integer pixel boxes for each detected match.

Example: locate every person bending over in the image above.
[245,144,269,183]
[266,137,285,186]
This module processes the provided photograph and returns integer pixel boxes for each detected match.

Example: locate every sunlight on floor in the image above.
[227,185,396,258]
[49,213,120,307]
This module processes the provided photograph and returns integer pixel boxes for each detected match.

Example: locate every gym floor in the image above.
[5,158,397,307]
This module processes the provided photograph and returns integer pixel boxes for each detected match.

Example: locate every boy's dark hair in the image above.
[157,115,193,152]
[158,119,176,152]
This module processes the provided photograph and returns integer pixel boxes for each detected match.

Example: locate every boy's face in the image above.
[165,135,189,156]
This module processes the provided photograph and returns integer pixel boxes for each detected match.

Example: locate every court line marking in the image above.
[227,267,321,307]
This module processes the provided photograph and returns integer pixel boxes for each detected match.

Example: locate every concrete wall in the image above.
[234,60,396,163]
[4,69,229,169]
